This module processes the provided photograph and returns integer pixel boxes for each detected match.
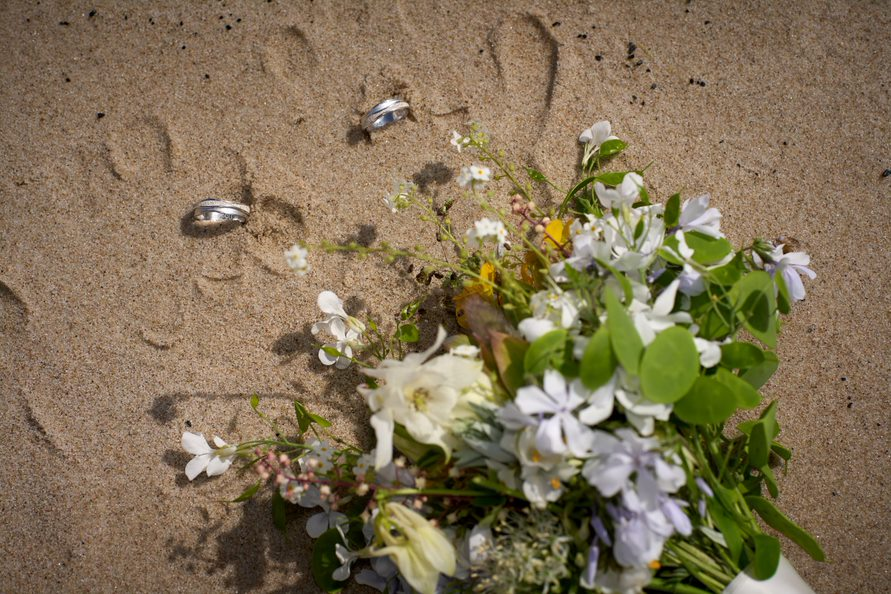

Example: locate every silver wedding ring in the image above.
[361,98,410,132]
[192,198,251,227]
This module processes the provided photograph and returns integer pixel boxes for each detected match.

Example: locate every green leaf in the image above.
[746,495,826,561]
[759,400,780,439]
[749,421,771,468]
[596,171,629,186]
[526,167,548,183]
[771,442,792,461]
[709,258,744,286]
[729,271,777,348]
[684,231,734,265]
[232,481,263,503]
[598,138,628,158]
[524,329,576,377]
[751,534,781,580]
[664,193,681,228]
[673,376,737,424]
[720,342,765,369]
[714,367,762,409]
[321,345,343,358]
[775,270,792,315]
[490,332,529,395]
[400,300,422,320]
[309,412,332,428]
[707,498,743,562]
[761,464,779,498]
[740,351,779,389]
[605,290,643,375]
[311,528,346,592]
[579,325,617,390]
[396,323,420,343]
[595,259,634,304]
[271,489,287,532]
[294,400,313,433]
[250,394,261,411]
[640,327,700,403]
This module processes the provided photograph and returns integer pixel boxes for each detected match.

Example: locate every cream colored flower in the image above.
[370,503,457,594]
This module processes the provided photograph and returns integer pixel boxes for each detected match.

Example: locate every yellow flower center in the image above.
[531,450,542,463]
[648,560,662,570]
[550,477,562,490]
[409,387,430,412]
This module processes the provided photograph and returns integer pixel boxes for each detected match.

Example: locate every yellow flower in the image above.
[455,262,496,329]
[542,218,572,250]
[371,503,457,594]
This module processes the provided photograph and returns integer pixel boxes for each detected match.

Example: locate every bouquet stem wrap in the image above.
[723,556,815,594]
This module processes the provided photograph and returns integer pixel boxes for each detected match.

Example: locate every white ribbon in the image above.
[723,555,815,594]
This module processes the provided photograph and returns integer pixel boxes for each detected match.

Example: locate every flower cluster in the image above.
[181,121,822,594]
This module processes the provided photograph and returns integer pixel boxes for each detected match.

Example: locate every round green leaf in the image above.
[720,341,765,369]
[640,327,700,403]
[673,376,737,425]
[714,368,762,409]
[580,325,616,390]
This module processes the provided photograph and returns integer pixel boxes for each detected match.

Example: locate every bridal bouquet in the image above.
[181,122,822,593]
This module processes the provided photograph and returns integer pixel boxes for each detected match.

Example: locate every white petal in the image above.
[185,455,209,481]
[563,415,595,456]
[579,128,593,144]
[319,346,338,366]
[306,512,330,538]
[542,370,568,402]
[212,435,228,448]
[652,280,681,317]
[182,432,212,455]
[517,317,556,342]
[206,455,233,477]
[370,411,395,469]
[317,291,347,318]
[591,120,611,144]
[583,457,632,497]
[536,416,566,454]
[515,386,557,415]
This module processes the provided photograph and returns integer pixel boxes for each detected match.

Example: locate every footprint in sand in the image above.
[487,13,559,152]
[0,279,28,339]
[104,118,305,350]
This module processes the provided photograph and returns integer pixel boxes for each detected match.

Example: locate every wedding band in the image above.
[361,98,410,132]
[192,198,251,227]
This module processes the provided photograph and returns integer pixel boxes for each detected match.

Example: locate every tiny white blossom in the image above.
[465,218,508,252]
[182,432,237,480]
[450,130,471,152]
[457,164,492,190]
[284,244,310,276]
[755,245,816,302]
[383,181,415,213]
[514,369,596,457]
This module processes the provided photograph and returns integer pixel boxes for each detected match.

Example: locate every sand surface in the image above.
[0,0,889,592]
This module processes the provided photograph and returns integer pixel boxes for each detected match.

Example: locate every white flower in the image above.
[450,130,471,152]
[514,369,596,457]
[182,432,237,480]
[384,181,415,213]
[595,172,644,210]
[352,451,375,477]
[464,217,508,253]
[360,327,485,469]
[370,503,457,594]
[449,343,480,358]
[581,428,686,498]
[312,291,365,369]
[504,427,578,508]
[517,288,583,342]
[307,506,349,539]
[284,244,310,276]
[760,245,816,302]
[579,120,617,148]
[628,279,692,346]
[678,194,723,238]
[457,164,492,190]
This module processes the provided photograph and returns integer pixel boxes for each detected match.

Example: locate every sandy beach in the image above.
[0,0,889,591]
